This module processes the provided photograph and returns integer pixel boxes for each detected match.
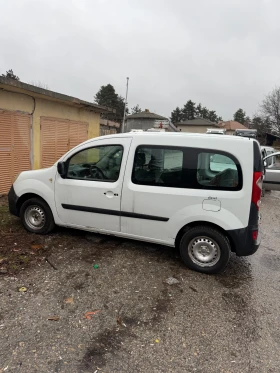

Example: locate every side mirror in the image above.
[57,161,67,178]
[264,161,267,168]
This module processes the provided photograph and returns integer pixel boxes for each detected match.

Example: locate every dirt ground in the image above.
[1,193,280,373]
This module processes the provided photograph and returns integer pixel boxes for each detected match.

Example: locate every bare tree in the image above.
[260,87,280,135]
[29,80,49,89]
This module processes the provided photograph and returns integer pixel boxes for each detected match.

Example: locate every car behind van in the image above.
[261,146,275,160]
[9,133,264,274]
[235,129,257,138]
[261,146,280,192]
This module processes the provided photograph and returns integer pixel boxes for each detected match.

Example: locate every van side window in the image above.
[197,152,240,188]
[66,145,123,182]
[132,146,183,187]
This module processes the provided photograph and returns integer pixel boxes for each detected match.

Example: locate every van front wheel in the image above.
[20,198,55,234]
[179,226,231,274]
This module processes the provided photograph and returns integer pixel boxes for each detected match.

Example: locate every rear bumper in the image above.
[8,185,19,217]
[227,225,261,256]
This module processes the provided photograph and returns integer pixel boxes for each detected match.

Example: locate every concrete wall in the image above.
[0,89,100,169]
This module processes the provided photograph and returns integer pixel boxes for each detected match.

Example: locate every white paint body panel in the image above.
[13,132,255,247]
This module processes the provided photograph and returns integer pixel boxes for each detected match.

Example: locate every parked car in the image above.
[261,146,275,195]
[261,146,275,164]
[9,133,265,274]
[234,129,257,138]
[263,151,280,191]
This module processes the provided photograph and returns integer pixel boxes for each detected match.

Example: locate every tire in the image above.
[179,226,231,274]
[20,198,55,234]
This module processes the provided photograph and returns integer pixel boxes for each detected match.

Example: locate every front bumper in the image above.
[227,225,261,257]
[8,185,19,216]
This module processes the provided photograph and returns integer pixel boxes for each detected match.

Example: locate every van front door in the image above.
[263,152,280,191]
[55,137,132,232]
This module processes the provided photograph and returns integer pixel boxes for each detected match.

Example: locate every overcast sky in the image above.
[1,0,280,120]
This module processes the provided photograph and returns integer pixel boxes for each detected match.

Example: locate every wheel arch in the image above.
[16,193,49,215]
[175,221,235,252]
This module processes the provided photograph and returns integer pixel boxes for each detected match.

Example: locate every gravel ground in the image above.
[0,192,280,373]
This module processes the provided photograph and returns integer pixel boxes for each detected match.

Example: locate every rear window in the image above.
[197,152,241,189]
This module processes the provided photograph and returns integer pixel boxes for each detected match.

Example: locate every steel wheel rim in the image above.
[188,236,221,267]
[24,205,46,230]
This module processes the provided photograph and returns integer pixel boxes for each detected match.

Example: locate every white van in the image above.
[8,133,264,274]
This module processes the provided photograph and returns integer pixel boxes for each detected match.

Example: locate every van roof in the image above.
[87,131,256,142]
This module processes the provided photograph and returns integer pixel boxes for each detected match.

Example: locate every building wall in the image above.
[100,125,118,136]
[125,118,178,132]
[0,89,100,169]
[125,118,156,132]
[177,125,217,133]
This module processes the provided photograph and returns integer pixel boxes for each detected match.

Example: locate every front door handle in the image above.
[104,191,118,198]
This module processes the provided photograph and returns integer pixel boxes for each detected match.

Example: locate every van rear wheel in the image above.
[20,198,55,234]
[179,226,231,274]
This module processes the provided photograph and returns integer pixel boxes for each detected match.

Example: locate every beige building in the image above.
[176,118,218,133]
[0,77,113,194]
[176,118,248,135]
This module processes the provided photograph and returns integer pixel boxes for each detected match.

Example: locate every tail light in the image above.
[252,171,263,210]
[252,230,258,241]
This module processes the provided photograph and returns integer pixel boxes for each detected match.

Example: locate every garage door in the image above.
[40,117,88,168]
[0,111,31,195]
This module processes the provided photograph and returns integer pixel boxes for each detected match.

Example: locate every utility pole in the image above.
[121,77,129,133]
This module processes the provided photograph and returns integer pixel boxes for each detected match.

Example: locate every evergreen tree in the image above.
[170,101,222,123]
[196,103,203,117]
[94,84,128,122]
[1,69,20,80]
[233,108,246,124]
[95,84,119,109]
[182,100,196,120]
[131,104,142,114]
[208,110,218,123]
[170,107,183,124]
[201,107,209,119]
